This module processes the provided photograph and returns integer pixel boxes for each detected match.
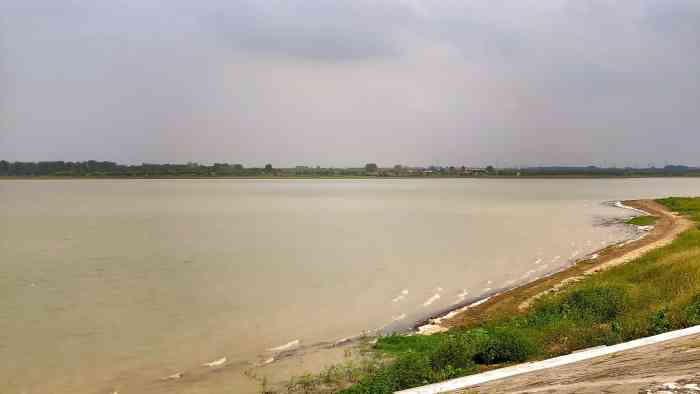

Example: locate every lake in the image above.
[2,178,700,393]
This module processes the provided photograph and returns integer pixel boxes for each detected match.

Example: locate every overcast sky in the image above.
[1,1,698,167]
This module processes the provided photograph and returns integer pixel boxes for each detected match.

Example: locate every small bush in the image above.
[429,337,477,371]
[570,324,623,349]
[458,328,491,344]
[649,308,672,335]
[340,367,394,394]
[528,297,567,327]
[389,351,436,389]
[561,284,630,322]
[474,328,536,364]
[685,294,700,325]
[431,364,474,382]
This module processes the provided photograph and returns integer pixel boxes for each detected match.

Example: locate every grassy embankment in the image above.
[272,197,700,394]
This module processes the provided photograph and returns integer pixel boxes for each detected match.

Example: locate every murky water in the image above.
[1,178,700,393]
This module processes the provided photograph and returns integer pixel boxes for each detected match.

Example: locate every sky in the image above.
[1,0,698,167]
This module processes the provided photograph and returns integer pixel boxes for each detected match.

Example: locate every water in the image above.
[1,178,700,393]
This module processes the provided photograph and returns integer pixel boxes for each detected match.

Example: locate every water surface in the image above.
[1,178,700,393]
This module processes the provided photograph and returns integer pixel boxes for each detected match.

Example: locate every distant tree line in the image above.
[0,161,490,177]
[0,161,281,177]
[0,161,365,177]
[0,160,698,177]
[511,165,700,177]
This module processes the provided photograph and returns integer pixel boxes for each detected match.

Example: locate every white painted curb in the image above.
[396,325,700,394]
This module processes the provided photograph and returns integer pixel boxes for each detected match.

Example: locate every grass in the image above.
[273,197,700,394]
[658,197,700,224]
[625,215,658,226]
[249,345,389,394]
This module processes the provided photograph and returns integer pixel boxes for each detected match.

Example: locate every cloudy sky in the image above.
[1,0,698,167]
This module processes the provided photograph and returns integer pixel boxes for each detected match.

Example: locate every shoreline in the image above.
[261,199,680,353]
[421,199,694,331]
[3,175,700,180]
[252,199,685,387]
[254,197,696,392]
[412,200,651,334]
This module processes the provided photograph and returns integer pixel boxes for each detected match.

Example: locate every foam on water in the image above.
[392,295,405,302]
[452,290,470,305]
[268,340,300,352]
[162,372,183,380]
[422,294,441,307]
[392,313,407,321]
[392,289,409,302]
[202,357,227,367]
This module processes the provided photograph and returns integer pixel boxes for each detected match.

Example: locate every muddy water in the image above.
[1,178,700,393]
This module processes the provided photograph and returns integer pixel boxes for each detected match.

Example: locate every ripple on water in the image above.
[422,294,441,307]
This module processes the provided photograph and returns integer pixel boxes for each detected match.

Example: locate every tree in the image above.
[364,163,378,173]
[264,164,273,172]
[486,165,495,172]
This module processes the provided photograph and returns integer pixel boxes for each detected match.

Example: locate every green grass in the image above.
[276,197,700,394]
[625,215,658,226]
[658,197,700,224]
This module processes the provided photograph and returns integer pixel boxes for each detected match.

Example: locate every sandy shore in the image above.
[425,199,696,330]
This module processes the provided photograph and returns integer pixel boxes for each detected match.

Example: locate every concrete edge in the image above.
[396,325,700,394]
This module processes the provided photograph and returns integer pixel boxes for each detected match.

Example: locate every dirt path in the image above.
[443,200,694,329]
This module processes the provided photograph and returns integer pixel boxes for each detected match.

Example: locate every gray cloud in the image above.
[1,0,699,167]
[645,0,700,39]
[207,0,407,61]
